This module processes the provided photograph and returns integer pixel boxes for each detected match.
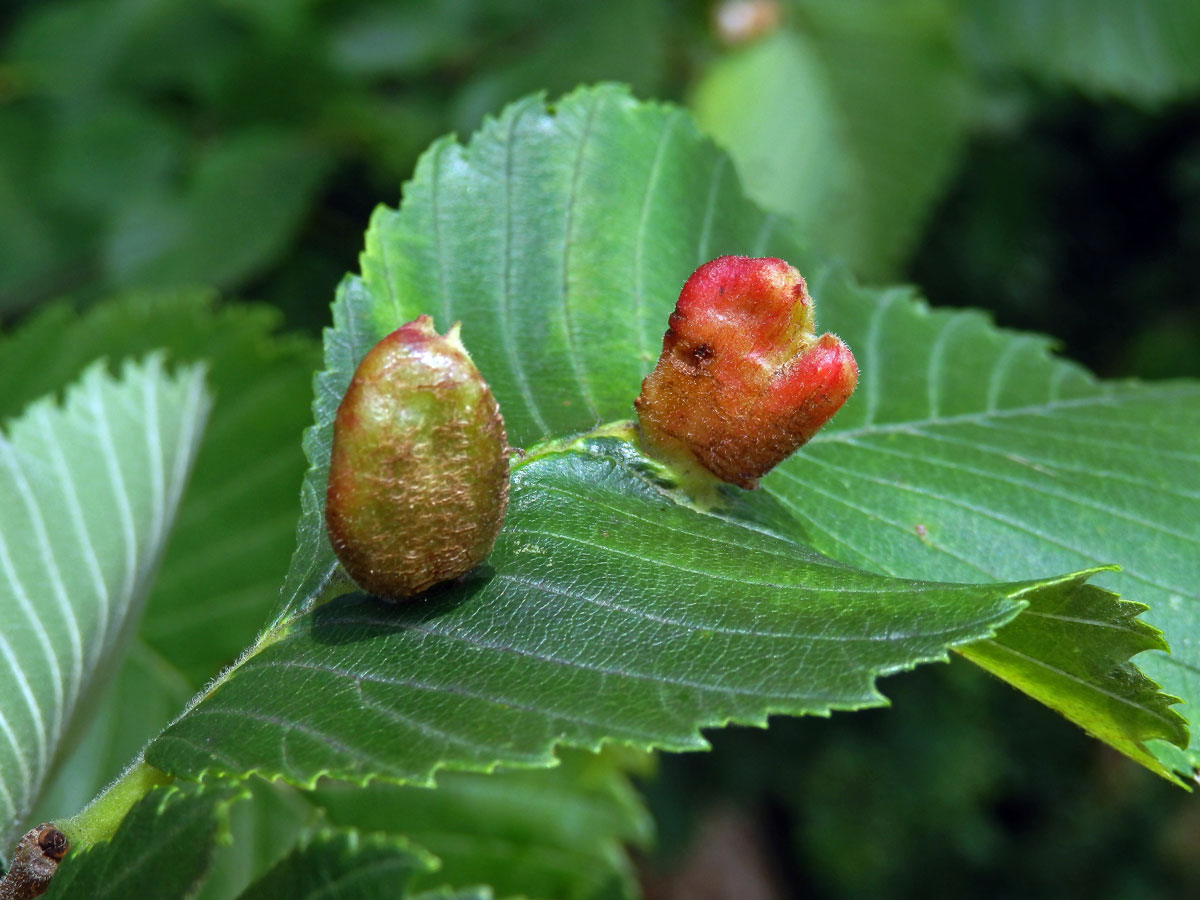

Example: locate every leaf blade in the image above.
[4,291,320,827]
[312,748,653,900]
[147,436,1113,792]
[44,782,243,900]
[189,84,1190,796]
[959,579,1183,778]
[0,357,210,845]
[765,268,1198,774]
[965,0,1200,106]
[234,829,436,900]
[350,89,1195,777]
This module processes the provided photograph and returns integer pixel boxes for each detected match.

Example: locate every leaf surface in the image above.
[235,829,437,900]
[149,426,1100,789]
[312,748,654,900]
[103,131,331,292]
[957,580,1178,777]
[0,290,320,682]
[30,642,193,832]
[965,0,1200,106]
[44,782,242,900]
[196,747,646,900]
[764,269,1200,771]
[0,358,210,845]
[192,779,316,900]
[3,291,320,827]
[349,85,1195,774]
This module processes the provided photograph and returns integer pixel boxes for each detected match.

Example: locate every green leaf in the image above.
[412,890,492,900]
[691,2,971,278]
[6,0,185,98]
[29,642,193,833]
[234,829,437,900]
[44,781,243,900]
[326,3,477,78]
[104,131,331,292]
[0,105,89,313]
[148,426,1104,790]
[194,747,647,900]
[312,748,654,900]
[761,268,1197,772]
[358,85,807,450]
[0,357,210,846]
[3,290,319,825]
[131,83,1178,802]
[195,746,649,900]
[333,84,1191,776]
[45,100,183,221]
[0,295,318,677]
[448,0,668,137]
[964,0,1200,106]
[957,580,1179,778]
[192,779,316,900]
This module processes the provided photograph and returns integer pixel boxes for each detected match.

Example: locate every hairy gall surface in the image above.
[326,316,509,598]
[635,256,858,487]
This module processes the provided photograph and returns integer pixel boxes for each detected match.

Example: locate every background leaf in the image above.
[183,748,650,900]
[964,0,1200,107]
[2,290,319,827]
[103,131,331,292]
[444,0,668,138]
[234,829,437,900]
[0,357,209,846]
[312,748,654,900]
[27,646,193,838]
[44,781,243,900]
[192,779,316,900]
[692,0,972,279]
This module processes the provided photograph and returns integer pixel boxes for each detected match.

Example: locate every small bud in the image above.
[714,0,783,45]
[326,316,509,599]
[635,256,857,488]
[0,824,68,899]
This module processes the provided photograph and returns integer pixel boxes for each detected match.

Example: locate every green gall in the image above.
[326,316,509,599]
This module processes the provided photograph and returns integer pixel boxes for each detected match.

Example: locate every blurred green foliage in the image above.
[3,0,1199,897]
[912,97,1200,379]
[0,0,706,325]
[643,661,1200,900]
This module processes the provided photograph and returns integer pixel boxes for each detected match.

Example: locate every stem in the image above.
[57,759,173,849]
[518,420,728,509]
[514,420,641,469]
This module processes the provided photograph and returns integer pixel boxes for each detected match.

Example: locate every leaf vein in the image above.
[560,91,604,421]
